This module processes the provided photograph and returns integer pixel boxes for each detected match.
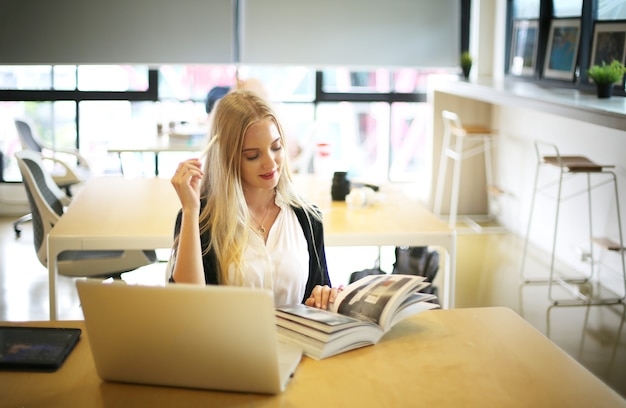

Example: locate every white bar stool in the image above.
[434,110,499,232]
[520,141,626,305]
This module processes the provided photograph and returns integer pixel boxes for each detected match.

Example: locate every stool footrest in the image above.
[460,124,495,134]
[553,298,624,306]
[487,184,504,196]
[592,237,625,252]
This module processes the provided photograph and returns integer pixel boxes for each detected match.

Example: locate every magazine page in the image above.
[388,294,440,327]
[329,274,427,329]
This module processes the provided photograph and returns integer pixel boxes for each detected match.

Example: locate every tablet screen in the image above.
[0,326,81,372]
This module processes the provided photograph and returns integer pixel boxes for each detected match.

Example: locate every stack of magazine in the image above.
[276,274,439,359]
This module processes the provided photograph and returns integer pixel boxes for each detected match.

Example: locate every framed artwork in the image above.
[543,19,581,80]
[590,21,626,68]
[510,20,539,76]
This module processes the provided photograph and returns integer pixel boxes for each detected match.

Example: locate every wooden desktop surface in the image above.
[2,307,624,407]
[46,177,181,319]
[298,176,455,246]
[46,176,455,319]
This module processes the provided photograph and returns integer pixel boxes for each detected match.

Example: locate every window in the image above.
[78,66,149,92]
[0,66,67,90]
[389,102,432,182]
[508,0,626,95]
[238,66,315,102]
[0,65,156,181]
[158,65,236,102]
[553,0,583,17]
[0,100,77,182]
[315,101,389,181]
[0,0,471,186]
[321,69,391,94]
[599,0,626,19]
[1,64,454,186]
[513,0,540,19]
[315,68,454,186]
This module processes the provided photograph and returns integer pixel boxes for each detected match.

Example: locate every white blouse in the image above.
[227,195,310,306]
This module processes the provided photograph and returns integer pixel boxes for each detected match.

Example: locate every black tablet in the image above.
[0,326,81,372]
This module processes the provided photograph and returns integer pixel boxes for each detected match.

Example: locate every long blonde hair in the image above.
[197,90,320,285]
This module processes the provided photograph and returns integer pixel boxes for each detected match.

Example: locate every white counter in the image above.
[433,79,626,131]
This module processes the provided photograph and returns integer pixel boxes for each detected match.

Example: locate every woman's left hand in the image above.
[305,285,344,310]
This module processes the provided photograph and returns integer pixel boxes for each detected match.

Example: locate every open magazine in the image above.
[275,274,439,359]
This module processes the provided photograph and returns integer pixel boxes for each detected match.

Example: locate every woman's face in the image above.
[240,118,284,191]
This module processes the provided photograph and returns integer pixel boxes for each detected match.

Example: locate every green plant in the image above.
[460,52,473,70]
[587,60,626,85]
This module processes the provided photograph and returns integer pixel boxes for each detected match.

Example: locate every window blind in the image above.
[0,0,460,67]
[0,0,235,64]
[239,0,461,67]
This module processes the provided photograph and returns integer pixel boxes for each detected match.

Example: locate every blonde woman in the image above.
[170,90,339,309]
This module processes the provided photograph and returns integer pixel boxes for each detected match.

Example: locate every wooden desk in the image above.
[46,176,455,320]
[46,177,181,320]
[2,308,624,407]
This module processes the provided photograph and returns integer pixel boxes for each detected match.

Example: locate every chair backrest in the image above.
[15,150,67,266]
[14,119,44,153]
[441,110,465,137]
[534,140,567,168]
[15,117,92,192]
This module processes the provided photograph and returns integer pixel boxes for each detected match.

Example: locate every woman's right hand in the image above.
[171,158,204,211]
[305,285,344,310]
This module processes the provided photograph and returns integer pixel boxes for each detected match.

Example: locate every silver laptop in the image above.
[75,279,302,394]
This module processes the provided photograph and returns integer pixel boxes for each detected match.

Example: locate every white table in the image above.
[295,176,456,309]
[107,135,205,176]
[47,177,181,320]
[46,176,455,319]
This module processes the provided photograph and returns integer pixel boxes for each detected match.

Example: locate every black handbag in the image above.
[392,246,439,296]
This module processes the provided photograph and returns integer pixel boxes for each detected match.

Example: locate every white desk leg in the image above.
[47,236,59,321]
[445,236,457,309]
[439,234,457,309]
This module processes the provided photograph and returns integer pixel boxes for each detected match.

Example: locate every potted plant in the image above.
[587,60,626,98]
[460,52,473,80]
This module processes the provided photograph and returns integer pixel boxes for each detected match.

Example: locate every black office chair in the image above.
[13,118,91,237]
[14,150,156,279]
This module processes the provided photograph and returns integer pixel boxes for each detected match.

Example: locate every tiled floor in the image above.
[1,216,624,399]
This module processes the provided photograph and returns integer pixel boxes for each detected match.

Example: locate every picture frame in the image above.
[543,18,581,80]
[590,21,626,68]
[510,19,539,76]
